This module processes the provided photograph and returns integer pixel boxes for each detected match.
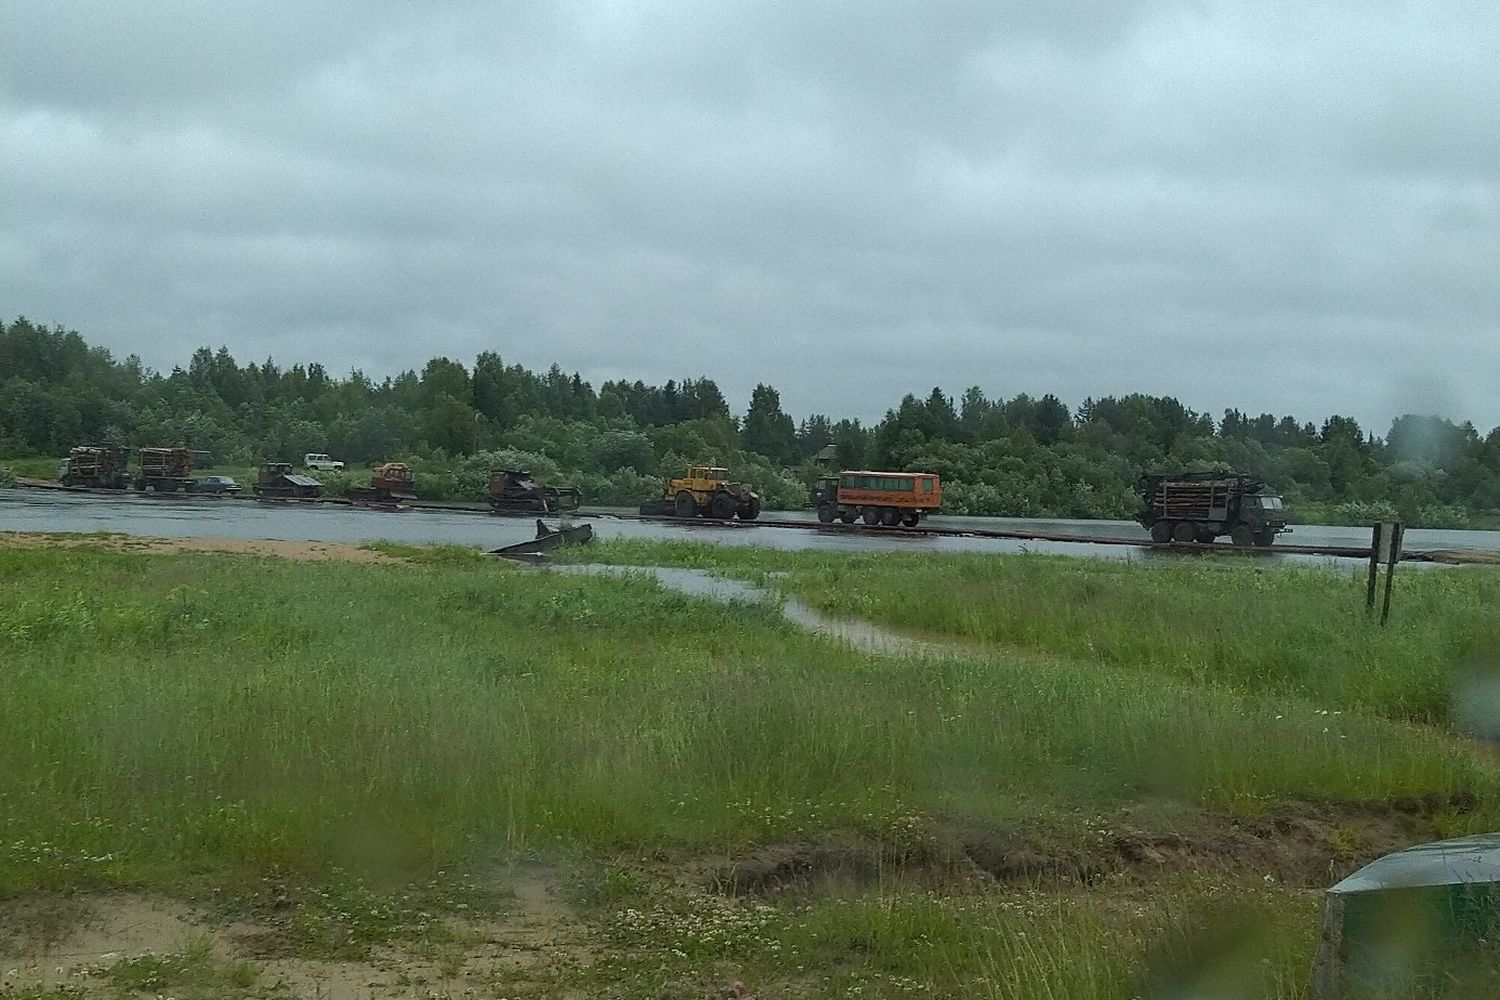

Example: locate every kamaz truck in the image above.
[1136,472,1290,547]
[58,444,131,489]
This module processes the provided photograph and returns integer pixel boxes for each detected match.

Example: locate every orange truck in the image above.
[809,470,942,527]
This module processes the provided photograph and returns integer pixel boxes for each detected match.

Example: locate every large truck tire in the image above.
[1172,521,1197,544]
[710,492,736,519]
[1150,521,1172,543]
[739,498,761,521]
[1196,526,1217,544]
[817,505,836,523]
[902,512,920,527]
[674,491,698,517]
[861,507,881,525]
[839,510,857,524]
[1253,530,1275,547]
[1230,524,1254,547]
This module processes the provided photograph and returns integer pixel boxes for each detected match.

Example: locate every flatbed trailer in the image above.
[6,478,1487,563]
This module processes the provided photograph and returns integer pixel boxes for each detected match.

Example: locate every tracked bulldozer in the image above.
[253,462,323,500]
[488,469,582,515]
[347,462,417,505]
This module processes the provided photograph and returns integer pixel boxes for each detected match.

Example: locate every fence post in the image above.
[1365,523,1382,613]
[1379,523,1404,626]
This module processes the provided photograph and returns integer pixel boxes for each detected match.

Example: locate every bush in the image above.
[0,466,14,487]
[1334,499,1401,525]
[1412,504,1472,530]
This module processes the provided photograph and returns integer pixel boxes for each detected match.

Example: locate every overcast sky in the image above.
[3,1,1496,431]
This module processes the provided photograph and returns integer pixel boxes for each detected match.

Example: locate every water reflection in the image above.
[3,488,1493,564]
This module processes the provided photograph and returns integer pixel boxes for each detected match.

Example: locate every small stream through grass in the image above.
[550,563,958,657]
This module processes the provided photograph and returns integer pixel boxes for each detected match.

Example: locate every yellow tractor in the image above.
[643,465,761,520]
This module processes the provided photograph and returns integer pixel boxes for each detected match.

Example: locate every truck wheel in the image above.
[1149,521,1173,543]
[1172,521,1197,544]
[1230,525,1254,547]
[880,507,901,527]
[839,510,857,524]
[1195,527,1217,544]
[710,492,736,519]
[861,507,880,525]
[902,512,920,527]
[817,505,836,523]
[739,499,761,521]
[674,491,697,517]
[1253,531,1275,547]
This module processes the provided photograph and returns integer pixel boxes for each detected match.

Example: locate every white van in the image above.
[303,453,345,471]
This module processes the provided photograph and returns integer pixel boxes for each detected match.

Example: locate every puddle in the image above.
[552,564,956,657]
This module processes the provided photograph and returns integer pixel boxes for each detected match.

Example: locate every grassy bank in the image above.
[559,540,1500,727]
[2,540,1497,997]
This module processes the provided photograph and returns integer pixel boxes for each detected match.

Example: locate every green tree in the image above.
[424,393,478,455]
[742,383,797,466]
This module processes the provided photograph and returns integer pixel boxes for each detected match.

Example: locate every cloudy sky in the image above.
[3,1,1496,430]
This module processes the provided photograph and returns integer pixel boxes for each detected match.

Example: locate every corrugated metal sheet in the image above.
[1331,834,1500,894]
[283,474,322,488]
[1313,835,1500,998]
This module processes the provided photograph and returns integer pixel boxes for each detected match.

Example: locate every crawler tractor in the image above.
[489,469,582,515]
[347,462,417,505]
[253,462,323,500]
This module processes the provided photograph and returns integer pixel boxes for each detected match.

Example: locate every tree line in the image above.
[2,316,1497,526]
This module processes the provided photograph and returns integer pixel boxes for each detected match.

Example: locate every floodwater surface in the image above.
[3,488,1495,564]
[552,564,953,657]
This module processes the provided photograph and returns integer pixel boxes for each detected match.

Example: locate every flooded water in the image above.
[553,564,952,657]
[3,488,1495,565]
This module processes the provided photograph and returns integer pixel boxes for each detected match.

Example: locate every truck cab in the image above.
[1239,493,1289,539]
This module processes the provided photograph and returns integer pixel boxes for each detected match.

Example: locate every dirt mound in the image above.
[710,794,1474,895]
[709,838,893,895]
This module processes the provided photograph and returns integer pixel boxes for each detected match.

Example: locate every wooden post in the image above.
[1380,523,1404,626]
[1365,523,1382,613]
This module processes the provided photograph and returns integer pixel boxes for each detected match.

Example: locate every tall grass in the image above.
[1,545,1494,897]
[4,543,1499,997]
[562,540,1500,725]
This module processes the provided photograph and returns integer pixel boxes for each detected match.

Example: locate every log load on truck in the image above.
[135,447,194,492]
[641,466,761,520]
[489,469,582,515]
[1136,472,1289,547]
[810,470,942,527]
[58,444,131,489]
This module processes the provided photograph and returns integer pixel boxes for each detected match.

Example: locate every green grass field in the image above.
[561,540,1500,727]
[2,539,1497,997]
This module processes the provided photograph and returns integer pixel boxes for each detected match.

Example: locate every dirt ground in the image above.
[0,532,403,564]
[0,794,1465,999]
[0,868,593,1000]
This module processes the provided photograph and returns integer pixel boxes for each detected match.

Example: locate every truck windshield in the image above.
[1259,496,1284,510]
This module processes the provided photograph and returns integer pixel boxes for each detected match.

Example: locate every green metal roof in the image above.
[1330,834,1500,894]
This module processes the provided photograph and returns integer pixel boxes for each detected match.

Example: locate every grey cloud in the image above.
[2,1,1495,430]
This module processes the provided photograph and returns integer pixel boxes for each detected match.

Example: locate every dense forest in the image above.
[2,316,1497,526]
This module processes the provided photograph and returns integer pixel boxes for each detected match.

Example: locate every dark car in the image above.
[190,475,242,495]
